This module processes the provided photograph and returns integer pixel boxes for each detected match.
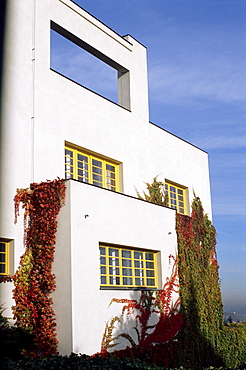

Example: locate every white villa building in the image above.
[0,0,212,355]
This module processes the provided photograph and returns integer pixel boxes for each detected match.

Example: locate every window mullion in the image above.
[119,249,123,287]
[73,149,77,180]
[143,252,146,287]
[105,246,109,286]
[154,252,157,288]
[132,250,135,287]
[88,155,92,184]
[102,160,106,189]
[115,165,119,192]
[6,243,9,275]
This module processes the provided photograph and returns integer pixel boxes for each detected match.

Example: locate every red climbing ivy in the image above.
[100,256,183,368]
[13,178,66,356]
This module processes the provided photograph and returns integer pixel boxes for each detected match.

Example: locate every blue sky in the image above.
[54,0,246,311]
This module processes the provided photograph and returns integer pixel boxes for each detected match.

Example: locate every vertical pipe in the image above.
[31,0,37,182]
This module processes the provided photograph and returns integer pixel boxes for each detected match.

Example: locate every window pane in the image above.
[0,255,5,262]
[93,175,103,182]
[106,172,115,180]
[135,269,144,277]
[65,157,73,165]
[78,169,88,177]
[65,172,73,179]
[65,164,73,171]
[106,179,115,186]
[78,154,88,162]
[135,278,144,286]
[122,250,131,258]
[145,253,154,261]
[134,251,143,259]
[78,176,89,183]
[93,181,103,187]
[147,278,155,286]
[122,268,132,276]
[109,248,119,257]
[134,260,143,268]
[123,277,132,285]
[110,276,120,285]
[146,270,155,277]
[100,256,106,265]
[78,162,88,170]
[109,257,119,266]
[106,164,115,172]
[100,247,106,255]
[122,259,131,267]
[92,159,102,167]
[92,167,102,175]
[0,264,5,274]
[109,267,120,275]
[65,148,73,156]
[106,184,116,191]
[170,186,176,192]
[100,266,106,274]
[0,243,6,252]
[101,276,106,284]
[146,261,154,269]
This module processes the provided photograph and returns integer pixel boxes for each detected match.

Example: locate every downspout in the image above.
[31,0,37,183]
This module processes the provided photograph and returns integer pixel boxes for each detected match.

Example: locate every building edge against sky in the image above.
[1,0,212,355]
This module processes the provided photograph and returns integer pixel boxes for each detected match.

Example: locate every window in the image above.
[99,244,158,289]
[65,146,119,192]
[165,181,187,215]
[0,240,9,276]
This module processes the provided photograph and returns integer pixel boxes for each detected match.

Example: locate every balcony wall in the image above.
[53,179,177,355]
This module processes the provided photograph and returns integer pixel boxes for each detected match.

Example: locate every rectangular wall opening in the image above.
[50,22,130,110]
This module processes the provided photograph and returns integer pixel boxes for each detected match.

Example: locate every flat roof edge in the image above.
[149,121,208,154]
[69,1,133,47]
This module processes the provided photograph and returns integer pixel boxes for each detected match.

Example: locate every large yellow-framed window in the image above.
[165,181,187,215]
[65,146,119,192]
[99,244,158,289]
[0,241,10,276]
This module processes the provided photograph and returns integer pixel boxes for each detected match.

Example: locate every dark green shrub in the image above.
[0,305,35,360]
[1,353,166,370]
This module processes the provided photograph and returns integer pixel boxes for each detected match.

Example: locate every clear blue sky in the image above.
[55,0,246,312]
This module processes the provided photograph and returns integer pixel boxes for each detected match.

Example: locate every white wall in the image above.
[1,0,212,355]
[54,180,177,355]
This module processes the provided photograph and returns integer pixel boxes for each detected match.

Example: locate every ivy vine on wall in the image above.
[137,177,246,368]
[12,178,66,356]
[99,256,183,368]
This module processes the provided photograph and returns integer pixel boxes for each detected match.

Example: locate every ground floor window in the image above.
[0,240,10,275]
[99,244,158,289]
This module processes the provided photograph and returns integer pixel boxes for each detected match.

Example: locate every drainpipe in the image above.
[31,0,37,183]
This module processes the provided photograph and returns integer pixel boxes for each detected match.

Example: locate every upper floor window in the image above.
[165,181,187,215]
[65,145,119,192]
[99,244,158,289]
[0,240,9,275]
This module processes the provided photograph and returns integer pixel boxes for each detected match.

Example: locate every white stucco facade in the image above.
[0,0,212,355]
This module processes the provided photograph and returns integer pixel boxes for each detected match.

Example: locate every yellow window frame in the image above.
[99,244,158,289]
[65,146,119,192]
[165,181,187,215]
[0,241,10,276]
